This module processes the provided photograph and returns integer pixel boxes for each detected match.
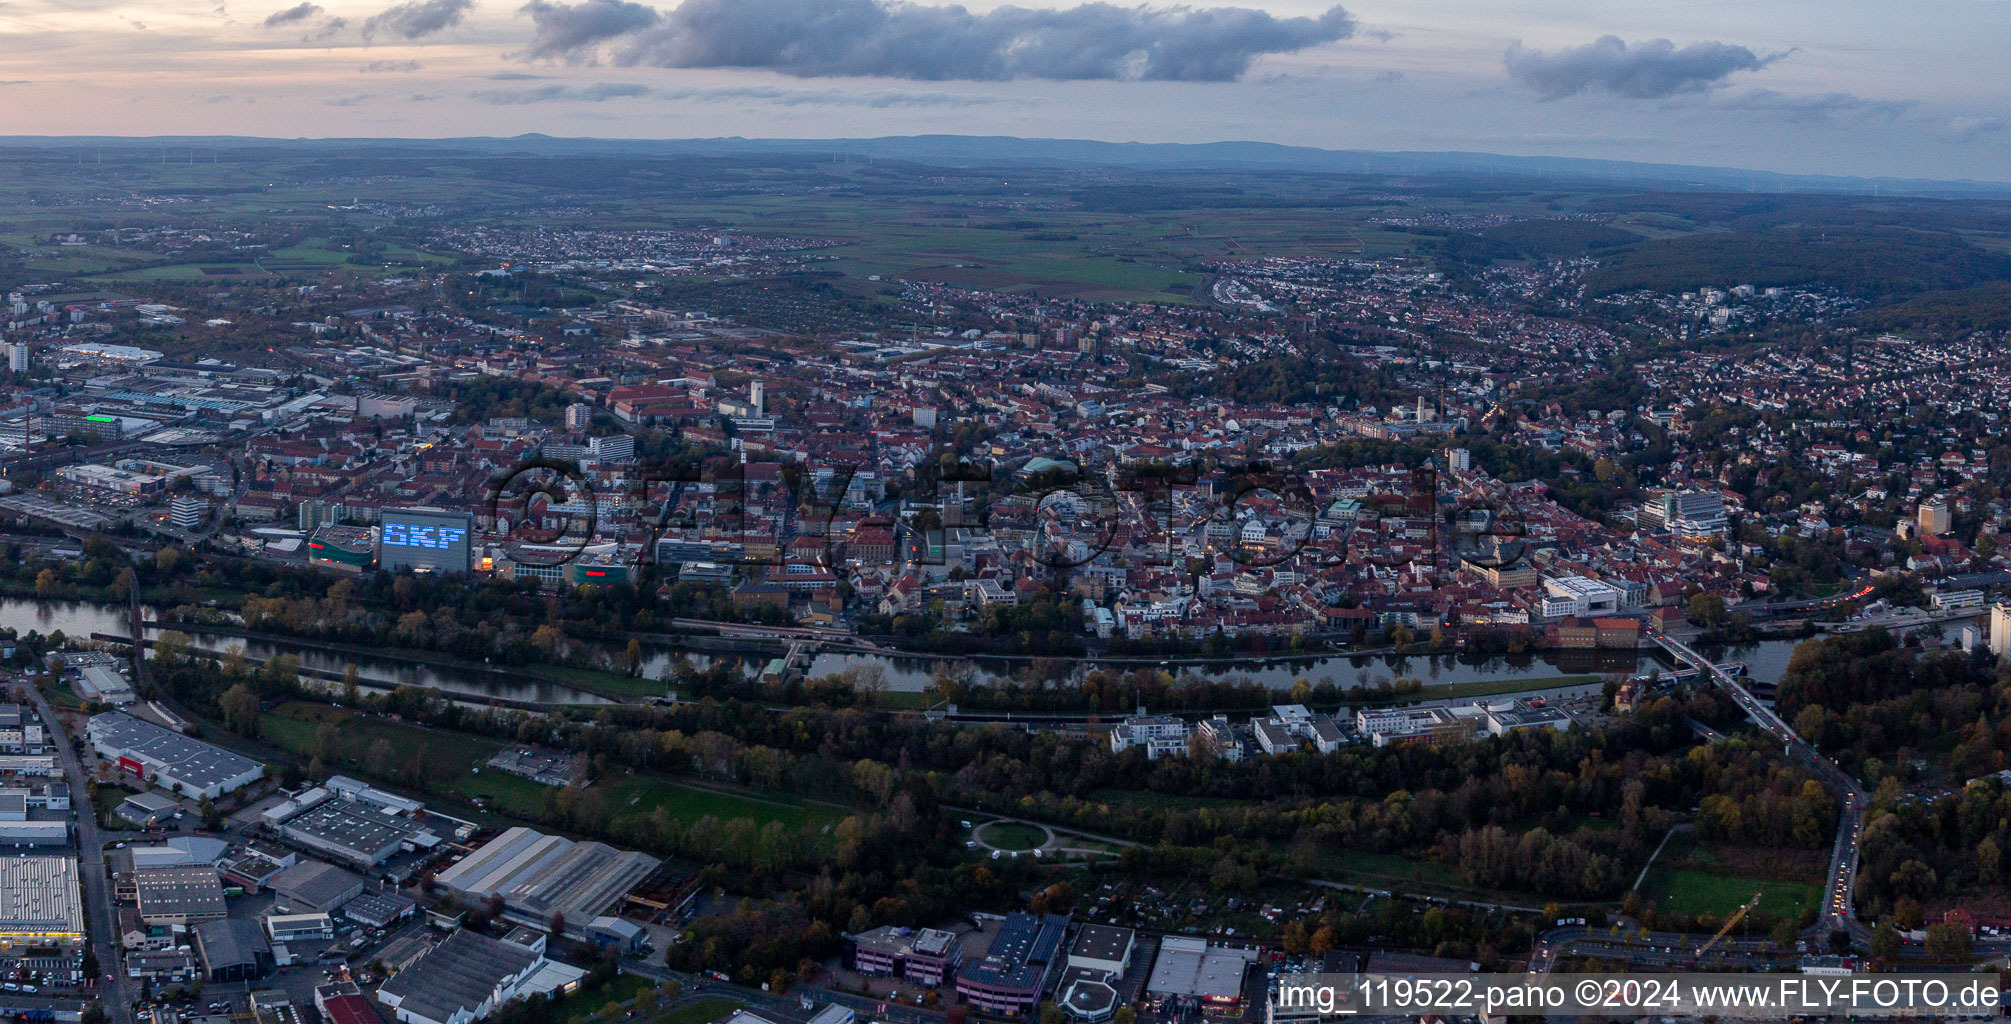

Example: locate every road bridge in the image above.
[1650,630,1868,943]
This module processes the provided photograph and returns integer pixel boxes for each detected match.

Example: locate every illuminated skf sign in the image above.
[382,523,468,549]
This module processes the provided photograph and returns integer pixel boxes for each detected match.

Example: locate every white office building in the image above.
[1108,713,1190,759]
[1539,576,1626,619]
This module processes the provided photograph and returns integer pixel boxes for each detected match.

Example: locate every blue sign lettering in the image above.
[381,523,466,549]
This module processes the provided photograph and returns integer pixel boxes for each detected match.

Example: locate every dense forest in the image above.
[1775,629,2008,782]
[1583,227,2011,302]
[1851,281,2011,334]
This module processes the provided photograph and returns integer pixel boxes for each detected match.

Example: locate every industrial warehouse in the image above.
[87,712,264,799]
[0,856,86,952]
[430,826,660,939]
[260,777,451,877]
[375,928,582,1024]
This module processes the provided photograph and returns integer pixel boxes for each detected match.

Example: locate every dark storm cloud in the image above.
[1716,88,1912,122]
[1504,35,1783,100]
[471,80,651,103]
[262,1,318,26]
[515,0,1355,81]
[363,0,474,40]
[518,0,660,61]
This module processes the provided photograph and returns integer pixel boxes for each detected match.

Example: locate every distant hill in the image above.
[1582,227,2011,302]
[2,133,2008,200]
[1852,281,2011,334]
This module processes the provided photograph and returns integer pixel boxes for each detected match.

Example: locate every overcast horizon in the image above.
[2,0,2007,182]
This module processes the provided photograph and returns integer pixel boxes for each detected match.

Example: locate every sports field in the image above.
[1636,831,1824,921]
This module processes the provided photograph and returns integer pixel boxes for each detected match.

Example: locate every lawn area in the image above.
[1415,675,1599,701]
[260,702,505,775]
[269,701,356,724]
[976,820,1048,851]
[258,712,321,756]
[522,664,670,700]
[649,999,745,1024]
[602,777,852,834]
[869,689,939,711]
[559,974,653,1024]
[450,766,557,816]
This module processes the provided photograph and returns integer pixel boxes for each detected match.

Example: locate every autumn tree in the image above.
[219,683,261,738]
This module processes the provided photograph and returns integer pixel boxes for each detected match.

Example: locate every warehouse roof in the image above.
[433,826,658,926]
[268,860,365,910]
[1069,923,1134,965]
[280,799,433,866]
[377,929,538,1024]
[1145,937,1256,1000]
[90,712,261,793]
[195,917,270,971]
[342,890,416,926]
[0,857,84,933]
[135,864,227,921]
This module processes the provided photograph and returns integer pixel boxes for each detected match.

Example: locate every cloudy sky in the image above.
[1,0,2006,180]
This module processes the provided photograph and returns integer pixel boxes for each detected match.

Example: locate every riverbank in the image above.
[135,619,641,703]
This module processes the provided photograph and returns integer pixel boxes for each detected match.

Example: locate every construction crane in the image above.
[1695,893,1762,957]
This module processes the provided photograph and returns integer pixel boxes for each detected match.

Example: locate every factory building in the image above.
[376,929,582,1024]
[431,827,659,940]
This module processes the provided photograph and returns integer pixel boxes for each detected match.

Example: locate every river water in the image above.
[0,595,1911,706]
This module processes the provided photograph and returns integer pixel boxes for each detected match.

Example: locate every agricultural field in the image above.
[0,146,1770,305]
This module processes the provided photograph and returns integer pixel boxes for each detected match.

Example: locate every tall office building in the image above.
[7,343,27,373]
[564,403,591,431]
[1919,496,1951,537]
[1669,490,1727,543]
[170,497,206,530]
[1990,603,2011,659]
